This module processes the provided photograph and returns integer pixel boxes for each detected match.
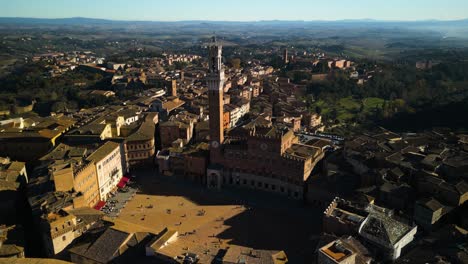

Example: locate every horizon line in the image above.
[1,16,468,23]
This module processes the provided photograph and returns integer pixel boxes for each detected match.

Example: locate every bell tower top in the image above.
[208,36,223,75]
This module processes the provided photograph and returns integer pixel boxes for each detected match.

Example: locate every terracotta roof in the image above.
[86,141,120,163]
[126,114,156,142]
[69,228,131,263]
[417,197,444,212]
[162,99,185,112]
[6,161,25,172]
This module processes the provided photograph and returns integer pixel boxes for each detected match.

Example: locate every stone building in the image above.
[318,236,372,264]
[359,208,417,260]
[303,112,322,128]
[224,104,241,128]
[149,96,185,121]
[28,192,103,256]
[0,116,76,162]
[124,113,158,167]
[0,158,28,224]
[0,225,25,258]
[156,143,209,183]
[86,141,124,201]
[159,112,196,149]
[40,144,100,208]
[64,123,113,144]
[413,197,447,230]
[323,197,417,261]
[319,239,357,264]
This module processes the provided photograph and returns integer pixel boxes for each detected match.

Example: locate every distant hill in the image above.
[0,17,467,45]
[0,17,120,25]
[0,17,467,27]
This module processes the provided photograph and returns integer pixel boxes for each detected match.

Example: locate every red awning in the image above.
[94,201,106,211]
[117,177,130,188]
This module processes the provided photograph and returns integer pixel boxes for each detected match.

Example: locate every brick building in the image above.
[159,112,196,149]
[124,113,158,167]
[205,38,324,199]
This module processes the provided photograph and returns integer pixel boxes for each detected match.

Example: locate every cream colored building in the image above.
[86,141,124,201]
[45,212,77,255]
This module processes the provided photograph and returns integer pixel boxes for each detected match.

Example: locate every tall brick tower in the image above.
[170,79,177,97]
[207,36,225,163]
[283,48,289,64]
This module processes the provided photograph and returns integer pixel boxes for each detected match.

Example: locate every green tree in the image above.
[50,91,58,101]
[51,101,67,113]
[229,58,242,69]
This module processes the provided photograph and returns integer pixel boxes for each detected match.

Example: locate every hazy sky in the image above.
[1,0,467,21]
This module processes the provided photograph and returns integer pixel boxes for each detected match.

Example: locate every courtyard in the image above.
[116,168,323,263]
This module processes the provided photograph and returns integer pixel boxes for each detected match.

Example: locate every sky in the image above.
[1,0,467,21]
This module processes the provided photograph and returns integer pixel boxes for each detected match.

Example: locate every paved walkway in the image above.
[102,185,138,218]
